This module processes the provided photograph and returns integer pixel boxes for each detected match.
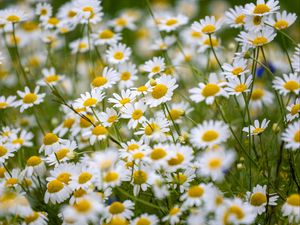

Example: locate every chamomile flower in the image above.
[73,0,103,24]
[158,14,188,32]
[21,211,48,225]
[162,206,183,225]
[54,116,77,137]
[130,167,154,196]
[237,27,276,48]
[143,57,165,78]
[102,164,129,189]
[119,139,149,163]
[69,37,90,54]
[225,6,246,28]
[167,168,196,193]
[82,124,109,145]
[121,101,147,129]
[272,73,300,96]
[244,0,280,16]
[151,35,176,51]
[98,108,119,127]
[108,89,136,108]
[267,10,297,30]
[180,183,212,207]
[250,85,274,109]
[0,9,27,24]
[281,120,300,151]
[246,184,278,215]
[146,75,178,107]
[74,88,105,109]
[0,95,16,110]
[131,214,159,225]
[42,17,61,29]
[281,193,300,223]
[91,67,119,90]
[243,119,270,136]
[38,67,65,86]
[222,58,249,78]
[198,35,222,52]
[4,168,24,188]
[106,43,132,64]
[117,62,138,88]
[167,102,192,124]
[166,144,194,171]
[92,28,121,46]
[225,75,252,96]
[190,120,230,149]
[244,14,268,32]
[69,164,98,191]
[46,140,77,166]
[0,142,17,164]
[105,200,134,221]
[25,156,46,177]
[110,14,136,32]
[287,98,300,121]
[189,73,228,105]
[146,144,174,169]
[191,16,223,35]
[36,2,52,19]
[39,132,61,155]
[14,86,46,113]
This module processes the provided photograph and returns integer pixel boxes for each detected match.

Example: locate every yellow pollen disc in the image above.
[45,75,59,83]
[150,148,167,160]
[114,52,124,60]
[132,109,143,120]
[202,83,220,97]
[294,130,300,143]
[24,212,39,223]
[136,218,151,225]
[74,199,92,213]
[253,16,262,25]
[12,138,24,145]
[232,67,244,76]
[78,172,92,184]
[253,4,270,14]
[151,84,168,99]
[107,115,118,123]
[250,192,267,206]
[168,153,184,166]
[137,85,147,92]
[234,84,247,92]
[223,205,245,223]
[188,185,204,198]
[78,42,87,49]
[253,127,264,135]
[68,10,77,18]
[63,118,75,128]
[286,194,300,206]
[74,188,86,198]
[5,178,18,186]
[26,156,42,166]
[252,36,268,46]
[80,115,94,128]
[22,21,38,32]
[104,171,119,182]
[274,20,289,29]
[57,172,71,184]
[133,152,144,160]
[40,8,48,15]
[109,202,125,214]
[208,158,222,169]
[291,104,300,115]
[120,98,130,105]
[174,173,187,184]
[0,167,6,178]
[284,80,299,91]
[151,66,161,73]
[202,130,219,142]
[108,217,128,225]
[166,18,178,26]
[83,98,97,107]
[0,102,8,109]
[169,207,180,215]
[100,29,114,39]
[133,170,147,184]
[6,15,20,23]
[121,71,131,81]
[48,17,60,25]
[191,31,202,38]
[235,14,245,24]
[92,125,108,136]
[168,109,184,120]
[56,148,69,160]
[92,76,107,87]
[47,180,64,193]
[23,93,37,104]
[127,144,139,151]
[100,159,113,170]
[251,89,264,100]
[215,196,224,205]
[144,123,158,135]
[202,24,216,34]
[83,6,93,12]
[43,133,58,145]
[116,18,127,26]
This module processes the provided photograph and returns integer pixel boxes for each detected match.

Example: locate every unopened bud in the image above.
[150,79,157,86]
[272,123,280,133]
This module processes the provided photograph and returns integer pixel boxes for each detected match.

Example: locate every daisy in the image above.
[98,108,119,127]
[47,163,76,187]
[189,73,228,105]
[106,43,132,64]
[243,119,270,136]
[281,120,300,151]
[190,120,230,149]
[180,183,212,207]
[102,164,129,189]
[69,37,90,54]
[110,14,136,32]
[246,184,278,215]
[146,144,174,169]
[53,116,77,137]
[143,57,165,78]
[0,95,16,109]
[92,28,122,46]
[0,8,27,24]
[119,139,149,163]
[244,15,268,32]
[222,58,249,78]
[162,206,183,225]
[38,67,65,86]
[281,193,300,223]
[14,86,46,113]
[151,35,176,51]
[197,148,236,181]
[266,10,297,30]
[198,35,222,52]
[191,16,223,35]
[91,67,119,90]
[74,88,105,109]
[146,75,178,107]
[180,28,203,46]
[272,73,300,96]
[0,142,17,164]
[73,0,103,24]
[25,155,46,177]
[287,98,300,121]
[10,129,33,149]
[82,124,109,145]
[225,6,246,28]
[42,17,61,29]
[167,168,196,193]
[237,27,276,48]
[249,85,274,109]
[22,211,48,225]
[105,200,134,221]
[89,148,119,171]
[243,0,280,16]
[121,101,147,129]
[225,75,252,96]
[108,89,136,108]
[36,2,52,19]
[158,14,188,32]
[4,168,24,188]
[130,167,154,196]
[203,186,225,212]
[166,144,194,171]
[131,214,159,225]
[39,132,62,155]
[167,102,192,124]
[117,62,138,88]
[69,164,98,191]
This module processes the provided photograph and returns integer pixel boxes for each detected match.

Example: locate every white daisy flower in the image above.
[98,108,119,127]
[281,193,300,223]
[0,95,16,109]
[237,27,276,48]
[0,142,17,164]
[22,211,48,225]
[225,75,252,96]
[82,124,109,145]
[108,89,136,108]
[130,167,154,196]
[73,0,103,24]
[92,28,122,46]
[102,164,130,189]
[38,67,65,86]
[25,155,46,177]
[69,164,98,191]
[41,17,61,29]
[0,8,28,24]
[287,98,300,121]
[225,6,246,28]
[91,67,119,90]
[39,133,62,155]
[272,73,300,96]
[121,101,147,129]
[106,43,132,64]
[74,88,105,109]
[244,14,268,32]
[191,16,223,35]
[151,35,176,51]
[36,2,52,19]
[131,213,159,225]
[242,118,270,136]
[117,62,138,88]
[180,183,213,207]
[158,14,188,32]
[281,120,300,151]
[243,0,280,16]
[143,57,165,78]
[105,200,134,221]
[110,14,136,32]
[162,205,183,225]
[222,58,249,78]
[44,178,72,204]
[249,85,274,109]
[267,10,297,30]
[167,168,196,193]
[69,37,90,54]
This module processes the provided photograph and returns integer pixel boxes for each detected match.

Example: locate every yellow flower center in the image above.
[234,84,247,92]
[0,146,7,157]
[83,98,97,107]
[251,89,264,100]
[92,125,108,136]
[136,218,151,225]
[250,192,267,206]
[0,102,8,109]
[114,52,124,60]
[133,152,145,160]
[188,185,204,198]
[253,4,270,14]
[202,83,220,97]
[24,212,39,223]
[48,17,60,26]
[104,171,119,182]
[5,178,18,186]
[253,127,264,135]
[119,98,131,105]
[12,138,24,145]
[286,194,300,206]
[144,123,159,135]
[235,14,245,24]
[151,66,161,73]
[223,205,245,224]
[92,76,107,87]
[6,15,20,23]
[274,20,289,29]
[294,130,300,143]
[201,24,216,34]
[174,173,187,184]
[78,42,87,49]
[121,71,131,81]
[166,18,178,26]
[150,148,167,160]
[57,172,71,184]
[109,202,125,214]
[208,158,222,169]
[253,16,262,25]
[78,172,92,184]
[191,31,202,38]
[23,93,37,104]
[133,170,147,184]
[107,115,118,123]
[80,115,94,128]
[100,29,115,39]
[232,67,244,76]
[202,130,219,142]
[116,18,127,26]
[284,80,299,91]
[74,188,87,198]
[43,133,59,145]
[74,199,92,213]
[63,118,75,128]
[137,85,147,92]
[151,84,168,99]
[40,9,48,16]
[291,104,300,115]
[168,153,184,166]
[132,109,143,120]
[252,37,268,46]
[169,207,180,215]
[22,21,39,32]
[68,10,77,18]
[45,75,59,83]
[168,109,184,120]
[27,156,42,166]
[127,144,139,151]
[47,180,64,193]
